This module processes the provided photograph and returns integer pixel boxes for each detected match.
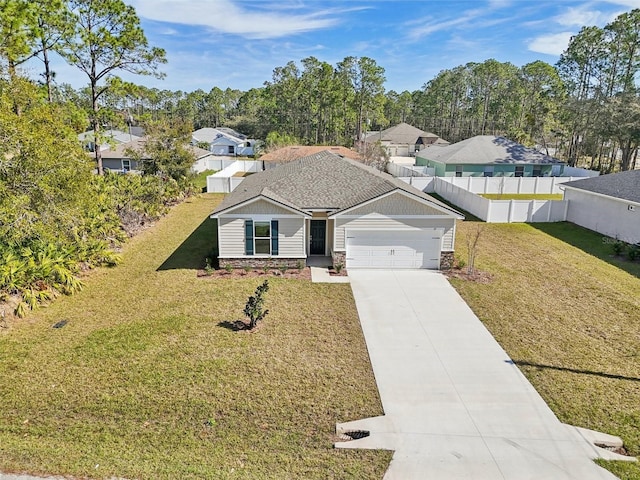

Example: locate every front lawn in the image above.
[452,220,640,479]
[0,194,390,479]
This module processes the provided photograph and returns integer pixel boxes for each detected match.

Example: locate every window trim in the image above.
[244,219,279,256]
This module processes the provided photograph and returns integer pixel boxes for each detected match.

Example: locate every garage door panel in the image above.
[346,229,442,270]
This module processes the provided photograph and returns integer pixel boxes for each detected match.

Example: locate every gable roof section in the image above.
[259,145,362,163]
[78,129,141,145]
[365,122,441,144]
[562,170,640,204]
[211,151,462,218]
[99,138,212,161]
[99,137,146,159]
[416,135,564,165]
[192,127,246,144]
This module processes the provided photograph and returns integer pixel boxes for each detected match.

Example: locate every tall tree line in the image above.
[2,3,637,171]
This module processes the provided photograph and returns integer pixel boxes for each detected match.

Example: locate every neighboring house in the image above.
[259,145,362,169]
[363,122,449,157]
[192,127,256,156]
[98,137,145,172]
[415,135,565,177]
[99,138,214,174]
[78,129,142,153]
[210,151,463,270]
[562,170,640,244]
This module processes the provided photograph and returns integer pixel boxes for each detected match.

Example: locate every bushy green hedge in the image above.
[0,78,195,317]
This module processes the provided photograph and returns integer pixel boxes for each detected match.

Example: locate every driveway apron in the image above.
[337,270,621,480]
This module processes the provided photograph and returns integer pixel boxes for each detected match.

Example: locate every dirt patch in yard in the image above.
[444,268,493,284]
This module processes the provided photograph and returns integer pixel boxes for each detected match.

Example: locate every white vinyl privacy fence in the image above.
[435,176,589,195]
[396,176,582,223]
[206,160,263,193]
[432,178,568,223]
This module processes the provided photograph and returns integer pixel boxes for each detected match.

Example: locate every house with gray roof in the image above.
[211,151,463,270]
[363,122,449,157]
[192,127,256,156]
[97,137,213,173]
[78,129,141,153]
[415,135,565,177]
[562,170,640,243]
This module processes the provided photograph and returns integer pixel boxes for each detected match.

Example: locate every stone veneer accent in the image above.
[219,258,304,269]
[440,251,454,270]
[331,250,346,267]
[332,250,454,270]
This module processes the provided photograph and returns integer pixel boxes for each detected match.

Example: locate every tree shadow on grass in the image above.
[507,360,640,383]
[217,320,249,331]
[429,193,483,222]
[157,218,218,271]
[530,222,640,279]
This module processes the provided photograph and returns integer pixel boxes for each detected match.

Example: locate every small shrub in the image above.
[224,263,233,274]
[278,264,287,275]
[262,263,270,274]
[612,240,625,256]
[204,258,214,275]
[456,256,466,269]
[627,244,640,261]
[296,260,304,271]
[243,280,270,330]
[243,265,252,275]
[334,262,344,274]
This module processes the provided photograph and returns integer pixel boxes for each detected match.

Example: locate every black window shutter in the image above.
[271,220,279,255]
[245,220,254,255]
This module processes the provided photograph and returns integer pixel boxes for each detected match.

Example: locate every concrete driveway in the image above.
[336,270,627,480]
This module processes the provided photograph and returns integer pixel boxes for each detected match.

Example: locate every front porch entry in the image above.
[310,219,326,255]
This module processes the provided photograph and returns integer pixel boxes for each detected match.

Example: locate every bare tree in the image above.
[466,224,485,275]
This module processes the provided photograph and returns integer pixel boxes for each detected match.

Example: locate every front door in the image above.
[310,220,326,255]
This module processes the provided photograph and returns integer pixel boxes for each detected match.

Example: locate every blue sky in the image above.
[29,0,640,93]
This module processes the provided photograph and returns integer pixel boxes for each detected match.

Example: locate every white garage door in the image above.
[346,229,442,269]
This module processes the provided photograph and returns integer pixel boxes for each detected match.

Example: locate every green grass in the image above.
[0,194,390,479]
[192,169,216,191]
[452,220,640,479]
[479,193,563,200]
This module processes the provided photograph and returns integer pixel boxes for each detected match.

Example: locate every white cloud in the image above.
[407,9,484,39]
[602,0,640,7]
[527,32,574,56]
[129,0,344,39]
[554,7,604,26]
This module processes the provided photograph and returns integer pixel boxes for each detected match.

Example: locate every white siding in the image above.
[231,199,296,216]
[218,217,245,256]
[218,216,305,257]
[346,192,444,216]
[278,218,306,256]
[334,217,456,251]
[565,190,640,243]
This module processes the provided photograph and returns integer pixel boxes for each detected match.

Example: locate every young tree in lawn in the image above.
[60,0,166,174]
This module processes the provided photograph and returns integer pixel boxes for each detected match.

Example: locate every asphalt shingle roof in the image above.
[562,170,640,203]
[364,122,443,144]
[416,135,564,165]
[211,151,462,217]
[259,146,362,163]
